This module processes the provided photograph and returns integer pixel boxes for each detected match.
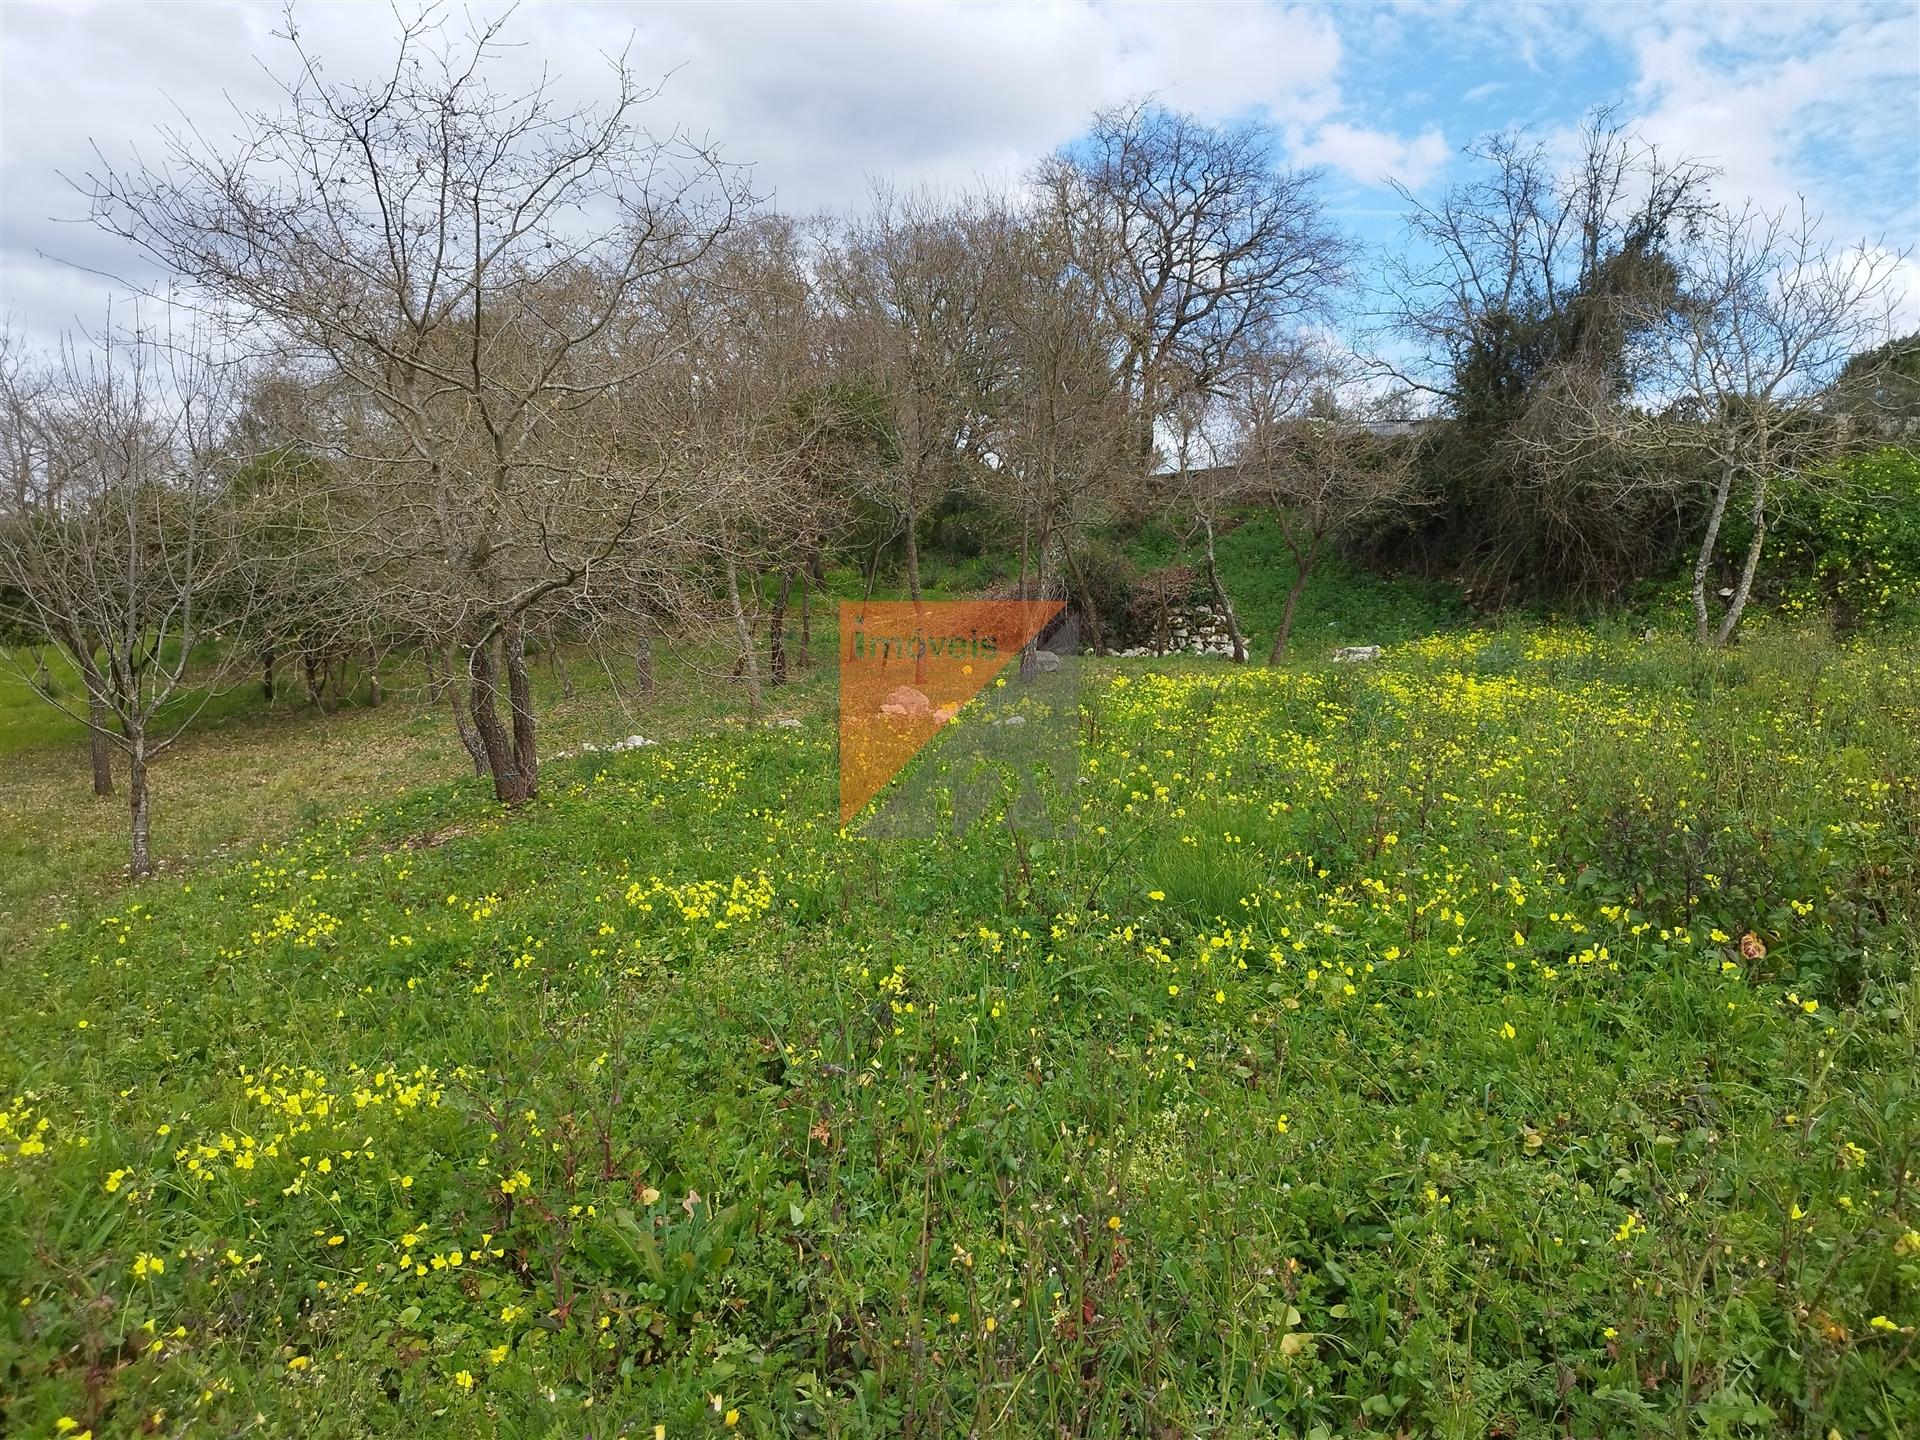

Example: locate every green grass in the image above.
[811,510,1468,655]
[0,648,96,754]
[2,620,1918,1438]
[0,645,279,759]
[0,642,790,949]
[1127,510,1468,654]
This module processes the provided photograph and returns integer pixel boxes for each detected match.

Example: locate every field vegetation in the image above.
[4,10,1919,1437]
[3,618,1917,1438]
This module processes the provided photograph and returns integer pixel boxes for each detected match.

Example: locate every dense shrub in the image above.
[1770,447,1920,631]
[1062,535,1140,650]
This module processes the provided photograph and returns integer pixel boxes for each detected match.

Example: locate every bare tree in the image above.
[0,347,115,797]
[1375,113,1716,599]
[83,10,748,803]
[824,189,1009,603]
[1379,117,1713,411]
[1227,345,1425,662]
[220,368,386,716]
[0,325,258,878]
[1164,390,1250,663]
[646,214,857,709]
[1530,203,1906,643]
[985,213,1133,653]
[1037,100,1346,471]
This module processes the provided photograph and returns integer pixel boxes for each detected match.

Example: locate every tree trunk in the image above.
[769,570,792,687]
[797,572,812,671]
[1063,544,1106,655]
[724,552,762,714]
[303,650,329,710]
[1692,461,1737,645]
[261,647,275,703]
[87,692,115,797]
[861,532,883,608]
[366,653,382,709]
[434,645,487,776]
[467,631,533,803]
[467,634,510,788]
[78,651,114,797]
[1716,472,1770,646]
[127,727,152,881]
[541,623,575,701]
[1134,370,1159,470]
[1020,518,1054,678]
[505,617,538,800]
[1268,540,1320,666]
[451,684,488,775]
[1200,514,1246,663]
[634,628,655,695]
[901,501,923,603]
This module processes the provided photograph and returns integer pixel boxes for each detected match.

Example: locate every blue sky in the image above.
[2,1,1916,343]
[1299,2,1918,256]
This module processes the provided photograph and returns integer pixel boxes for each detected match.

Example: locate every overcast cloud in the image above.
[2,0,1914,346]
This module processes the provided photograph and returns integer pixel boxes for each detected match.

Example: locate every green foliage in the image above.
[1380,125,1708,602]
[1832,334,1920,440]
[0,645,259,758]
[1769,447,1920,631]
[788,381,900,471]
[1064,534,1141,644]
[1130,510,1467,653]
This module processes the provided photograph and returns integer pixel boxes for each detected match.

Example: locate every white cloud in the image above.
[0,1,1366,344]
[12,1,1897,353]
[1101,4,1344,126]
[0,1,1382,345]
[1420,2,1918,325]
[1607,4,1919,241]
[1291,122,1450,190]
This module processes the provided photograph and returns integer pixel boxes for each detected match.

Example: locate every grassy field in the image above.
[1125,511,1469,652]
[0,655,445,948]
[2,620,1918,1438]
[0,644,774,950]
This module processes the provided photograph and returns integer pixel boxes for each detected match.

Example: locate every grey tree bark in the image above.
[1200,514,1247,663]
[1269,536,1323,666]
[1691,463,1737,645]
[724,551,762,713]
[769,569,792,687]
[127,729,151,880]
[79,652,115,797]
[1717,474,1771,646]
